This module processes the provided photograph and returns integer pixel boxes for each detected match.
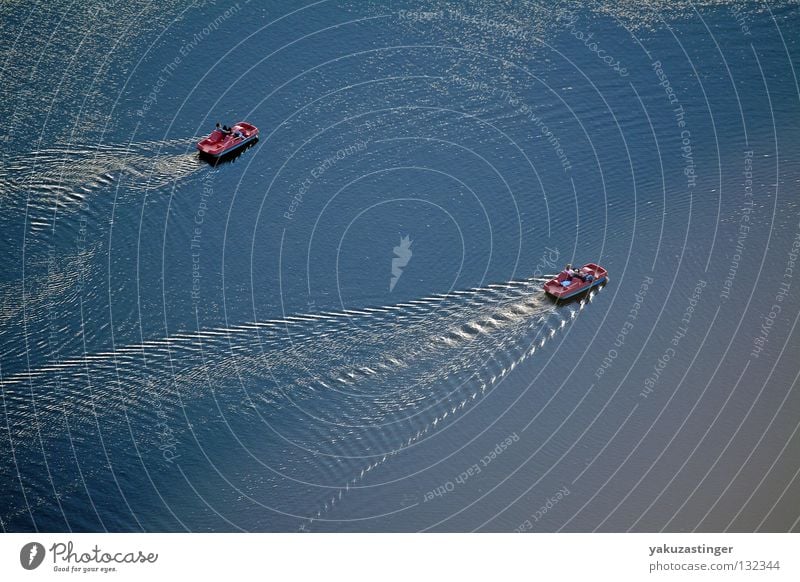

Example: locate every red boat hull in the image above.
[197,121,258,158]
[543,263,608,300]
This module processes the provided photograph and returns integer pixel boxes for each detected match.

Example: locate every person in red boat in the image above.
[567,266,595,283]
[560,264,574,287]
[572,267,594,282]
[198,121,258,159]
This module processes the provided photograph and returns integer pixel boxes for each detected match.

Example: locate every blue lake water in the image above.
[1,0,799,532]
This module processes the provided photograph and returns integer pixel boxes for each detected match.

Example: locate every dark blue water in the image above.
[1,0,799,532]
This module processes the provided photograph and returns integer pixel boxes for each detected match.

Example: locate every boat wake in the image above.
[300,284,603,527]
[0,275,603,528]
[0,137,205,232]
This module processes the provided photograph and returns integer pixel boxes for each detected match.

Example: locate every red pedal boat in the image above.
[197,121,258,158]
[544,263,608,300]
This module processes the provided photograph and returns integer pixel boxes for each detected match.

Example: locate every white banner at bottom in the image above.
[1,533,797,581]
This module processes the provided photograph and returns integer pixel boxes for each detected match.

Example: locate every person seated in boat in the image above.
[233,129,244,139]
[559,264,574,287]
[571,267,594,283]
